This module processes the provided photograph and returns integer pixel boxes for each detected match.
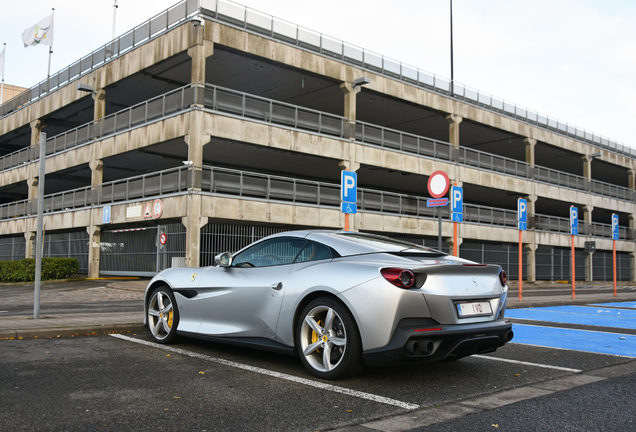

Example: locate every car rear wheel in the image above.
[296,297,364,380]
[147,286,179,344]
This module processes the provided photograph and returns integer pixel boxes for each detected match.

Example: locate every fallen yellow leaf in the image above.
[199,371,205,374]
[346,410,353,413]
[492,424,499,428]
[165,354,171,357]
[173,396,180,399]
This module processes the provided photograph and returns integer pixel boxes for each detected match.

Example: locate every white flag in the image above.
[22,13,54,47]
[0,46,5,78]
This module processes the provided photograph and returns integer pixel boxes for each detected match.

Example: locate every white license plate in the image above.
[456,301,493,317]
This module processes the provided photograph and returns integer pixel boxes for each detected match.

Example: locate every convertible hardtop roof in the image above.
[266,230,442,257]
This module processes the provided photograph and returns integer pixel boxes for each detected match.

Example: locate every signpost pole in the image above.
[570,205,578,300]
[613,239,617,297]
[571,234,576,299]
[519,229,523,301]
[612,213,618,297]
[34,133,46,319]
[438,208,442,251]
[517,197,527,302]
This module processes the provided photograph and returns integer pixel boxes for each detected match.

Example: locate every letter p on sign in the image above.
[341,171,357,204]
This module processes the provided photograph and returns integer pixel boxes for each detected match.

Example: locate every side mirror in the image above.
[215,251,233,268]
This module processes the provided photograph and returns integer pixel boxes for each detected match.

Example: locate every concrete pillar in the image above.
[628,169,635,191]
[523,138,536,166]
[90,158,104,186]
[28,120,45,200]
[93,89,106,121]
[446,114,463,147]
[87,225,101,278]
[24,231,35,259]
[582,155,592,181]
[187,26,213,85]
[185,111,211,188]
[340,82,362,139]
[630,252,636,283]
[30,119,44,147]
[182,194,208,268]
[582,205,593,224]
[524,242,538,283]
[445,236,462,257]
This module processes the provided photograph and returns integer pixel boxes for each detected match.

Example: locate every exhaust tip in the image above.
[505,330,514,342]
[405,340,420,354]
[419,340,434,355]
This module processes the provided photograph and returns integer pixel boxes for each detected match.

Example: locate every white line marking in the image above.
[110,334,419,410]
[472,355,582,373]
[0,311,7,313]
[513,322,634,336]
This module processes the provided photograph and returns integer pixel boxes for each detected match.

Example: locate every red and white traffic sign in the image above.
[159,232,167,246]
[153,199,163,218]
[427,170,450,198]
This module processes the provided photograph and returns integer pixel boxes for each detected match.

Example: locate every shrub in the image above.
[0,258,79,282]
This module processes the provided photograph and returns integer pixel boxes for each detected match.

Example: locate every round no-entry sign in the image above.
[427,170,450,198]
[159,232,167,246]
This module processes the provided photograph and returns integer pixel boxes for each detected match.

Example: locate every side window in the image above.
[294,241,334,264]
[232,237,306,268]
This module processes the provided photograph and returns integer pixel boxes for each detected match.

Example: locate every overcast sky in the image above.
[1,0,634,148]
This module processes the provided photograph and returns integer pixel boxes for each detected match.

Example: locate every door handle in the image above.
[270,282,283,291]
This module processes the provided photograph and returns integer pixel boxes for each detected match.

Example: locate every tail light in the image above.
[499,269,507,286]
[381,268,416,289]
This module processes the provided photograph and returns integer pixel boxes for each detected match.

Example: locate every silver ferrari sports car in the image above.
[144,230,513,379]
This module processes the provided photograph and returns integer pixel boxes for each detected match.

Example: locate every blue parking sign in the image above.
[612,214,619,240]
[570,206,578,235]
[451,186,463,222]
[517,198,527,231]
[341,171,357,204]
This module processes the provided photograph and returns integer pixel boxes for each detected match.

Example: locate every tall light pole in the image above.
[450,0,454,91]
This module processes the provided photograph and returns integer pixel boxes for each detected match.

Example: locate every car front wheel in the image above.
[296,297,364,380]
[147,286,179,343]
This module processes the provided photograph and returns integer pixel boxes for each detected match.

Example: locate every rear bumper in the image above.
[362,318,513,366]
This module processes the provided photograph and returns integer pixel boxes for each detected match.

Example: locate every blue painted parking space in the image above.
[512,324,636,357]
[593,301,636,308]
[506,306,636,329]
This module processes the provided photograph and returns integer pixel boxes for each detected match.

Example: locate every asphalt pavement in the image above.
[1,278,636,340]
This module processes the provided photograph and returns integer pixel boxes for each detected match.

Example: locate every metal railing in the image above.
[0,85,198,173]
[534,213,633,240]
[1,164,630,241]
[355,120,635,201]
[0,0,199,119]
[198,0,636,159]
[2,83,635,205]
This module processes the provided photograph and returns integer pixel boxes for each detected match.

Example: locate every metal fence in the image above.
[536,247,593,281]
[592,251,632,282]
[460,241,527,280]
[1,164,633,243]
[100,223,186,276]
[199,0,636,159]
[0,236,26,262]
[41,231,89,273]
[0,0,199,119]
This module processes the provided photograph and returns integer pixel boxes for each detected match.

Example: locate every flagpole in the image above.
[1,43,5,104]
[46,8,54,92]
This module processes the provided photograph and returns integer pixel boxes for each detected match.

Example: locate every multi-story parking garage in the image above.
[0,0,634,281]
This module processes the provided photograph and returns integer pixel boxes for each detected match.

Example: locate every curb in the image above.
[0,323,146,340]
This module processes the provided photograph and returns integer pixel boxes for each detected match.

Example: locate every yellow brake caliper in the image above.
[311,320,323,353]
[168,310,174,328]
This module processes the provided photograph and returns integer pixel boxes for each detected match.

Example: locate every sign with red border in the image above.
[427,171,450,198]
[153,199,163,218]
